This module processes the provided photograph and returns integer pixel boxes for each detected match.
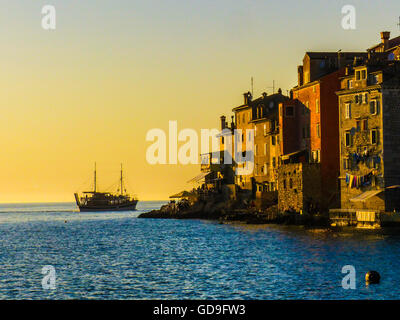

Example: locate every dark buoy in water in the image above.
[366,271,380,284]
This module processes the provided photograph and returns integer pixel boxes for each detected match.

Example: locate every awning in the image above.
[281,149,307,161]
[187,171,211,183]
[350,190,383,202]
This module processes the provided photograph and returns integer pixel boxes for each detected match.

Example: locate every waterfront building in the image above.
[368,31,400,55]
[250,90,288,201]
[278,51,366,212]
[231,92,254,190]
[233,90,288,198]
[335,53,400,214]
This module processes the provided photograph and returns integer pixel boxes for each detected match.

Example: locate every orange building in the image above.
[279,51,366,211]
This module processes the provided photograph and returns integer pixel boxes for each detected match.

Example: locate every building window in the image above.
[371,129,378,145]
[255,144,258,156]
[242,114,245,123]
[285,106,295,117]
[316,99,319,113]
[283,179,287,190]
[345,131,352,147]
[370,100,380,115]
[264,163,267,175]
[264,124,267,135]
[312,150,320,163]
[264,143,267,155]
[361,69,367,80]
[343,158,350,170]
[221,137,224,144]
[316,123,320,138]
[302,125,310,139]
[254,126,257,137]
[289,178,293,189]
[363,119,368,131]
[272,136,276,146]
[272,157,276,168]
[356,71,361,80]
[348,80,353,89]
[345,103,351,119]
[356,120,361,131]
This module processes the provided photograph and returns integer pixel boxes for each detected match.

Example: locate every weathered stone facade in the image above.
[278,163,321,213]
[337,57,400,212]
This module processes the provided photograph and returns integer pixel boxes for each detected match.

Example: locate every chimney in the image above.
[230,116,235,129]
[243,92,252,105]
[278,88,282,95]
[220,115,226,130]
[298,65,304,87]
[290,90,293,99]
[262,92,267,99]
[381,31,390,51]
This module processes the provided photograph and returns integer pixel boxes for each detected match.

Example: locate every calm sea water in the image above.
[0,201,400,300]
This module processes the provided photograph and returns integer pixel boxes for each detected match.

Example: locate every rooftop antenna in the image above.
[264,80,276,94]
[251,77,254,96]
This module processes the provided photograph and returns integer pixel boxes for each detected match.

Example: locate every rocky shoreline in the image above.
[138,199,330,227]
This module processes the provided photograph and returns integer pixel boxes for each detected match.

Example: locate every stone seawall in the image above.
[138,198,329,227]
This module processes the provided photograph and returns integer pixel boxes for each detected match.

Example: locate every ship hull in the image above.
[77,200,138,212]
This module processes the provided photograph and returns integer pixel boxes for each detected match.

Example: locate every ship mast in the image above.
[120,163,124,195]
[94,162,97,193]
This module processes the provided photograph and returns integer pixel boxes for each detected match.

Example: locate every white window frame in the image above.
[345,103,351,119]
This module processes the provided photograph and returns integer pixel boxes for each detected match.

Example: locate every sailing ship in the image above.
[74,163,138,212]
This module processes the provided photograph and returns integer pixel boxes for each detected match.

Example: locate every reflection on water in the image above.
[0,202,400,299]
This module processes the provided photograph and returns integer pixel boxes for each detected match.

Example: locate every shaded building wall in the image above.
[279,101,301,156]
[278,163,322,213]
[319,69,344,208]
[382,86,400,211]
[292,82,320,153]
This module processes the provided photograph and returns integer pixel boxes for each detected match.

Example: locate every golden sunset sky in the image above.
[0,0,399,202]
